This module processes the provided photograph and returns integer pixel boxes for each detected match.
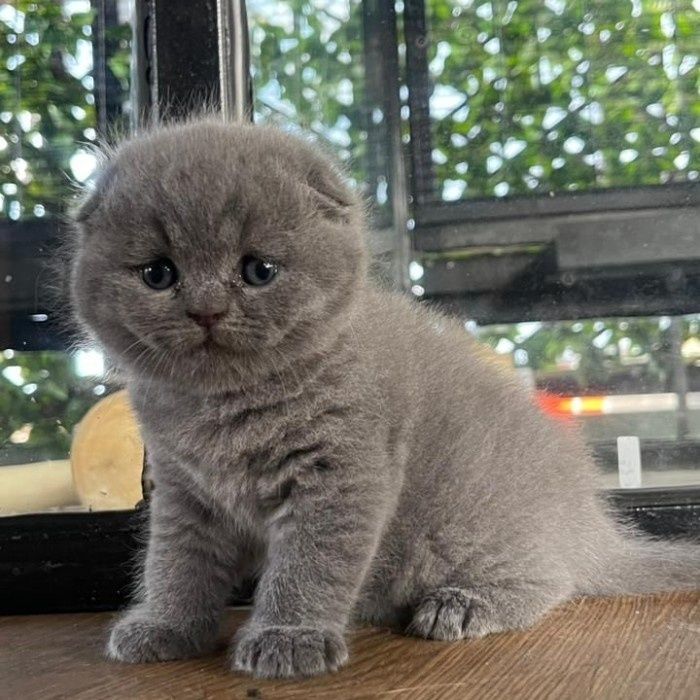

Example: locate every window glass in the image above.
[2,0,698,518]
[1,0,133,515]
[474,314,700,488]
[248,0,394,228]
[410,1,700,490]
[420,0,699,203]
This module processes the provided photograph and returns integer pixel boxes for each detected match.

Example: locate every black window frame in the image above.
[1,0,699,616]
[403,0,700,324]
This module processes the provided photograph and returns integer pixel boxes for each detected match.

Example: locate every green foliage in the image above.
[0,351,105,465]
[0,0,129,220]
[1,0,95,219]
[477,316,698,393]
[425,0,700,201]
[1,1,699,466]
[249,0,370,187]
[249,0,700,202]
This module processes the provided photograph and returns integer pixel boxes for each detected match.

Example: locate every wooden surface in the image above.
[1,593,699,699]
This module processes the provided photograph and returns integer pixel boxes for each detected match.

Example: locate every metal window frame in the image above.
[132,0,253,122]
[362,0,412,288]
[401,0,700,322]
[92,0,125,133]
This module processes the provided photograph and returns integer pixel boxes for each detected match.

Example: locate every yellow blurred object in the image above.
[0,460,78,515]
[70,390,144,511]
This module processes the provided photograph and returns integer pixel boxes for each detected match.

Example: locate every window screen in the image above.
[412,0,699,204]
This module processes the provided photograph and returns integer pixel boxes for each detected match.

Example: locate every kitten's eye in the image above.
[140,258,177,290]
[242,256,278,286]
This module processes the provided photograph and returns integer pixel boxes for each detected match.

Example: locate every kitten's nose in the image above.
[187,310,226,329]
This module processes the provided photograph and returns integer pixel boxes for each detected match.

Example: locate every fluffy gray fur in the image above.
[68,119,699,679]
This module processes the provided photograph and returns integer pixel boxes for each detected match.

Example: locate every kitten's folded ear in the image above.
[72,160,118,224]
[304,161,356,222]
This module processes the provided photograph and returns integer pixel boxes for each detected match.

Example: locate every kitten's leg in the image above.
[231,468,389,678]
[107,480,239,663]
[407,581,570,641]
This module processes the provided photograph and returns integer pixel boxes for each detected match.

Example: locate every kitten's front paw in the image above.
[232,625,348,678]
[107,613,218,663]
[407,587,478,641]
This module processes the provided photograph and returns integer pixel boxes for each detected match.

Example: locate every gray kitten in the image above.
[69,119,698,679]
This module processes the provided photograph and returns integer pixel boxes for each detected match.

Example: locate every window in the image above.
[1,0,133,516]
[411,0,699,204]
[407,0,700,491]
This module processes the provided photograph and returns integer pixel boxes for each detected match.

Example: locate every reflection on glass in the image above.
[473,314,700,488]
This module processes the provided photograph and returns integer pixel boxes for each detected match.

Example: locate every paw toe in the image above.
[232,625,347,678]
[107,615,216,663]
[408,587,476,641]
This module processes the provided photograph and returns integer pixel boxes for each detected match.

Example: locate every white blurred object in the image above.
[617,436,642,489]
[73,349,105,377]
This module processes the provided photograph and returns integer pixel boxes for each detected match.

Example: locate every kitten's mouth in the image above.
[196,331,249,358]
[201,334,220,349]
[198,331,233,353]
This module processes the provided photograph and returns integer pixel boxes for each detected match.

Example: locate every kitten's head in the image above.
[69,120,367,393]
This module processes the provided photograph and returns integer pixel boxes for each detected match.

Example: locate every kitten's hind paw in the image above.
[407,587,480,641]
[107,613,218,663]
[231,625,348,678]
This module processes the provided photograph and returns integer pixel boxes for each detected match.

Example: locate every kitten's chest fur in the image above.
[129,358,371,521]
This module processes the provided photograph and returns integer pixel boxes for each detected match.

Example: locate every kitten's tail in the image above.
[582,536,699,596]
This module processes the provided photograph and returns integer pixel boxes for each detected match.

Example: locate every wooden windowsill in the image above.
[1,592,698,699]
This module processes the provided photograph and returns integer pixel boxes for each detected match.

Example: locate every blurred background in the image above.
[1,0,699,515]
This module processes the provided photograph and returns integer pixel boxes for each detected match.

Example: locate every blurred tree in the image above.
[1,0,96,220]
[248,0,700,201]
[476,316,698,395]
[0,0,129,220]
[0,350,106,465]
[1,0,699,465]
[423,0,700,201]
